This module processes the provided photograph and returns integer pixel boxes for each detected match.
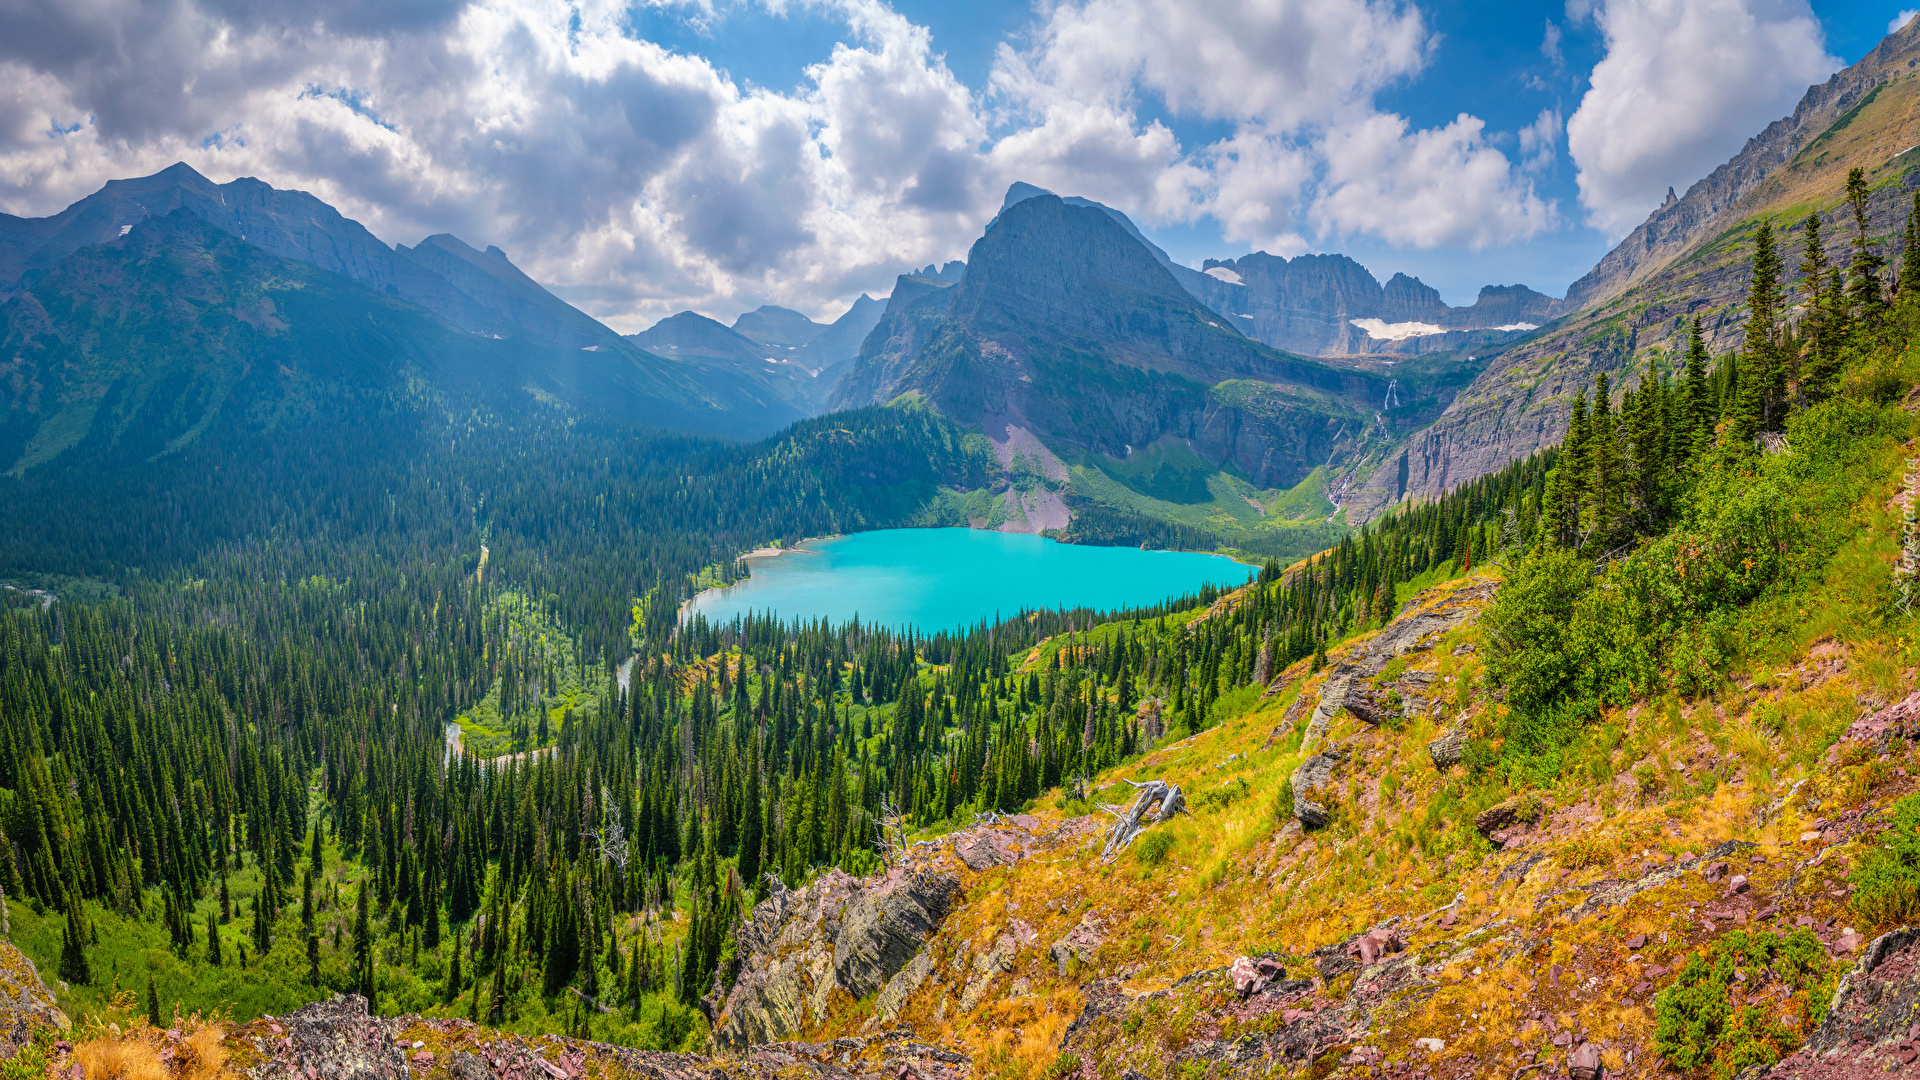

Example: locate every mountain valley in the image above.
[8,11,1920,1080]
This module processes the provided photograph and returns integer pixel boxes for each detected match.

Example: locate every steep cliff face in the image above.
[832,195,1395,492]
[397,233,620,349]
[1201,254,1560,357]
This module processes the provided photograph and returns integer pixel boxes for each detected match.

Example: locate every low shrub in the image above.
[1652,928,1828,1079]
[1851,792,1920,932]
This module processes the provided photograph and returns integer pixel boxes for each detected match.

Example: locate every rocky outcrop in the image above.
[0,941,66,1059]
[1290,749,1345,829]
[1759,927,1920,1077]
[244,995,410,1080]
[713,868,961,1049]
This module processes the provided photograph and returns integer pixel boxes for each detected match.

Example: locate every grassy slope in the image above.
[775,343,1920,1077]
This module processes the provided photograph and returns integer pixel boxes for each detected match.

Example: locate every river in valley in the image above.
[681,527,1255,634]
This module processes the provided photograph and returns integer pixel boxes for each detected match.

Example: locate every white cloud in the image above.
[1565,0,1838,238]
[1315,112,1557,249]
[1518,108,1562,172]
[986,0,1555,253]
[1894,10,1918,34]
[0,0,1562,324]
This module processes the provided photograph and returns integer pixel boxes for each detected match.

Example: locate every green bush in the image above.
[1852,792,1920,931]
[1136,828,1176,866]
[1652,929,1827,1078]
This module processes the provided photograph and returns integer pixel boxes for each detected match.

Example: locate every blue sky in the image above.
[0,0,1909,324]
[626,0,1909,306]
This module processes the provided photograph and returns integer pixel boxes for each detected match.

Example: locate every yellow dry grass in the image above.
[74,1037,169,1080]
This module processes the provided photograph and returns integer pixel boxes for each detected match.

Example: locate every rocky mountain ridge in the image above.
[1339,16,1920,521]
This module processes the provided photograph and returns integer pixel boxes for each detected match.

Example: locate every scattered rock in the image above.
[243,995,408,1080]
[1415,1038,1445,1054]
[1569,1040,1602,1080]
[1227,955,1286,997]
[1291,750,1345,829]
[1049,913,1105,978]
[1429,729,1467,770]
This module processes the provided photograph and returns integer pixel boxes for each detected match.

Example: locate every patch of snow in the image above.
[1203,266,1245,285]
[1489,322,1538,332]
[118,224,133,236]
[580,344,602,351]
[1350,318,1444,341]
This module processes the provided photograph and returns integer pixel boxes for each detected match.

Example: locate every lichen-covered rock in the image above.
[1049,913,1105,978]
[1291,750,1344,829]
[714,868,961,1049]
[0,940,65,1060]
[243,995,408,1080]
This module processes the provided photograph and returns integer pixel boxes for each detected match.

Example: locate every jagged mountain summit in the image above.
[0,165,815,473]
[833,190,1405,503]
[994,181,1562,358]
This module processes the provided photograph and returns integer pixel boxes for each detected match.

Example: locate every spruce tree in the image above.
[445,931,463,1004]
[1734,219,1784,440]
[206,915,221,967]
[1846,167,1886,321]
[58,897,91,986]
[1801,213,1844,401]
[352,880,376,1007]
[1682,318,1713,454]
[146,975,162,1028]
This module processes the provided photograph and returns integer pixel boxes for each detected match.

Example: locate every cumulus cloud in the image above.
[1894,11,1919,34]
[1315,112,1557,248]
[1565,0,1838,238]
[986,0,1554,253]
[0,0,1562,324]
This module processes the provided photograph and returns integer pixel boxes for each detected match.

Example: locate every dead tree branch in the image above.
[1099,778,1187,861]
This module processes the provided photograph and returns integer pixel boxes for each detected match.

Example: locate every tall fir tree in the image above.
[1683,317,1714,455]
[1901,190,1920,296]
[1800,212,1845,400]
[353,880,376,1008]
[1734,218,1784,440]
[1846,167,1887,321]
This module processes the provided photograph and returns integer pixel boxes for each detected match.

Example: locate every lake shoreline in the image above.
[679,522,1259,630]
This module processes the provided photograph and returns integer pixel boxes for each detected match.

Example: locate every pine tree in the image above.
[445,930,463,1004]
[353,880,376,1007]
[1543,390,1590,546]
[1801,213,1844,401]
[206,915,222,967]
[146,975,162,1028]
[1734,218,1784,440]
[1846,167,1887,322]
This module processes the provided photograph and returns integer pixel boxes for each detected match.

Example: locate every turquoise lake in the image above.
[683,528,1256,633]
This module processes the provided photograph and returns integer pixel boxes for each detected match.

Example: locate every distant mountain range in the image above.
[8,9,1917,537]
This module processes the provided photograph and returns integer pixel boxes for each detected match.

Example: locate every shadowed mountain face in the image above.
[833,193,1436,492]
[0,211,800,477]
[0,164,811,453]
[994,182,1560,358]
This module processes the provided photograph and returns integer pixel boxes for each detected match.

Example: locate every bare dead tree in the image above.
[874,796,910,869]
[583,795,632,871]
[1098,779,1186,861]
